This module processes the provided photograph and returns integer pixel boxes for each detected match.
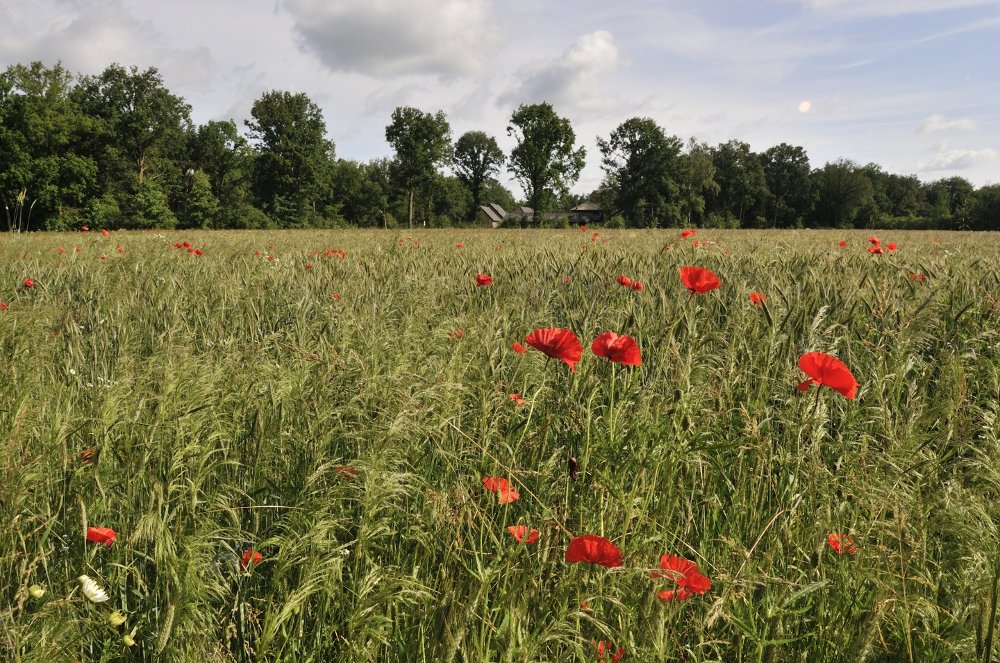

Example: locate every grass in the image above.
[1,228,999,662]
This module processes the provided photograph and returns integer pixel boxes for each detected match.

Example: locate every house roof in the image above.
[490,203,507,217]
[480,206,503,223]
[571,201,601,212]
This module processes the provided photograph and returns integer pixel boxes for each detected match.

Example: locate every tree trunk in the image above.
[408,189,414,229]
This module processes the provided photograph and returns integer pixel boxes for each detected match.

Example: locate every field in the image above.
[2,227,999,662]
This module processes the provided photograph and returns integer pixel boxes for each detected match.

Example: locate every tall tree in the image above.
[760,143,812,228]
[452,130,504,222]
[708,140,769,227]
[245,91,335,225]
[810,160,874,228]
[677,140,719,226]
[506,102,586,215]
[385,107,452,228]
[597,117,684,227]
[0,61,96,230]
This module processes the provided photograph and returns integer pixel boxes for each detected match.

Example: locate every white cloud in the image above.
[918,113,977,133]
[284,0,493,78]
[920,147,997,171]
[498,31,623,113]
[798,0,1000,17]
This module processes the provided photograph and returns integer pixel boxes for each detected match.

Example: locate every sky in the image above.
[1,0,998,197]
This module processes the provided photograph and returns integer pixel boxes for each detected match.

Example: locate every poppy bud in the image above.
[568,456,578,481]
[108,610,127,627]
[28,584,45,599]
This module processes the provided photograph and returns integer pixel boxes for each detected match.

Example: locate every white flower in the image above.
[78,575,109,603]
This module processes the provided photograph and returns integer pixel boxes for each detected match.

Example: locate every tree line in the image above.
[1,61,997,232]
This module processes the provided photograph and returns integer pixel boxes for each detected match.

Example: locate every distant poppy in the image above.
[886,243,897,251]
[507,525,540,544]
[692,240,700,247]
[81,225,89,231]
[749,292,766,307]
[193,249,203,256]
[565,534,622,568]
[581,225,587,232]
[240,548,263,570]
[116,244,124,253]
[616,275,633,288]
[86,527,116,547]
[679,266,721,294]
[797,352,858,399]
[176,243,185,249]
[447,329,465,340]
[335,465,358,479]
[591,232,599,241]
[867,246,884,255]
[908,273,926,281]
[509,393,526,406]
[456,242,463,248]
[23,278,34,289]
[511,341,527,354]
[305,263,312,270]
[330,292,342,300]
[630,281,644,292]
[475,273,493,287]
[524,328,584,371]
[827,533,857,556]
[868,236,880,245]
[101,229,109,237]
[0,302,7,311]
[597,641,625,662]
[838,240,847,247]
[563,276,571,284]
[591,332,642,366]
[680,229,696,239]
[80,449,96,463]
[182,241,190,248]
[482,476,520,504]
[653,554,711,601]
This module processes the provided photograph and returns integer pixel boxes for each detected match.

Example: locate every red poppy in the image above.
[509,393,526,406]
[563,276,571,284]
[507,525,540,544]
[23,278,34,289]
[597,641,624,662]
[101,229,109,237]
[475,273,493,287]
[749,292,766,307]
[827,533,858,556]
[81,225,89,231]
[305,263,312,270]
[330,292,342,300]
[80,448,96,463]
[591,332,642,366]
[908,273,926,281]
[886,243,897,251]
[679,266,721,294]
[456,242,463,248]
[116,244,124,253]
[524,328,583,371]
[868,236,880,245]
[797,352,858,399]
[581,225,587,232]
[565,534,622,568]
[680,228,696,239]
[86,527,116,547]
[868,246,884,255]
[653,554,711,601]
[177,243,185,249]
[241,548,263,570]
[838,240,847,247]
[0,302,8,311]
[692,240,700,247]
[511,341,527,354]
[182,241,191,248]
[482,476,520,504]
[335,465,358,479]
[616,275,633,288]
[591,232,599,242]
[630,281,644,292]
[447,329,465,340]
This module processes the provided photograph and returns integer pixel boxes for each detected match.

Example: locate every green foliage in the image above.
[453,131,505,221]
[385,107,453,229]
[507,102,586,215]
[810,160,875,228]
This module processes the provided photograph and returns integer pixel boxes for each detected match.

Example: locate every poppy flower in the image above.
[80,449,97,463]
[305,263,312,270]
[23,278,34,289]
[335,465,358,479]
[679,266,721,294]
[482,476,520,504]
[0,302,7,311]
[630,281,644,292]
[827,533,857,556]
[86,527,116,547]
[909,273,926,281]
[838,240,847,247]
[447,329,465,340]
[797,352,858,400]
[101,229,109,237]
[116,244,124,253]
[330,292,342,300]
[591,332,642,366]
[653,554,711,601]
[456,242,463,248]
[563,276,571,284]
[616,275,633,288]
[475,273,493,287]
[240,548,263,570]
[524,328,583,371]
[581,225,587,232]
[692,240,700,247]
[597,641,624,662]
[591,232,600,242]
[886,243,897,251]
[81,225,89,231]
[680,229,696,239]
[868,246,884,255]
[507,525,540,544]
[511,341,527,354]
[509,393,526,406]
[868,236,880,245]
[565,534,622,568]
[749,292,766,308]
